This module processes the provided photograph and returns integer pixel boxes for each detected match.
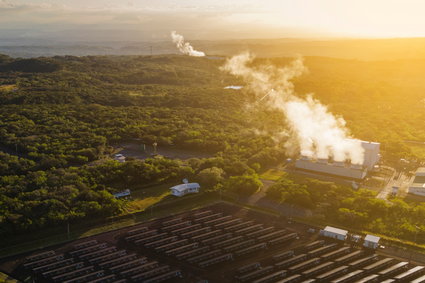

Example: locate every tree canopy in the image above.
[0,54,424,239]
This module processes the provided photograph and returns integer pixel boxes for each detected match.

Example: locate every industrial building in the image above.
[409,167,425,196]
[320,226,348,241]
[295,140,380,179]
[363,234,380,249]
[170,183,200,197]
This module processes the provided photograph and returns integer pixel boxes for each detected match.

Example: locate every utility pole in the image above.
[67,222,70,239]
[289,204,293,224]
[153,142,157,155]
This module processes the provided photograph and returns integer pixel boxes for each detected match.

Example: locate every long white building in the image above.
[295,140,380,180]
[408,168,425,196]
[170,183,200,197]
[320,226,348,241]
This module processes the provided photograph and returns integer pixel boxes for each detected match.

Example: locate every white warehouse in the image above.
[363,234,380,249]
[320,226,348,241]
[170,183,200,197]
[408,167,425,196]
[295,140,380,180]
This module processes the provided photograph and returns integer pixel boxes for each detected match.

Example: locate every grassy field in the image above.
[124,183,172,213]
[260,168,286,181]
[0,84,17,92]
[0,272,18,283]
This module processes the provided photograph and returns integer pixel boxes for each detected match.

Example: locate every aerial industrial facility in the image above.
[7,204,425,283]
[409,167,425,196]
[295,140,380,179]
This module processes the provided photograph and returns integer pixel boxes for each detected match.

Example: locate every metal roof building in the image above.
[320,226,348,241]
[363,234,380,249]
[170,183,200,197]
[409,167,425,196]
[295,140,380,180]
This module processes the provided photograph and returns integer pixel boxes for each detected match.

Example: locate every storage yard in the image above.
[1,203,424,283]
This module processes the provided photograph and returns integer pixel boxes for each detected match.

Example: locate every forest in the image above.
[267,176,425,244]
[0,53,424,240]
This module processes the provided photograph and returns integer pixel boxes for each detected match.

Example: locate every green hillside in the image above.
[0,53,424,244]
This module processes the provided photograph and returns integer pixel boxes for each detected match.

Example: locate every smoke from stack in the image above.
[171,31,205,57]
[221,52,365,164]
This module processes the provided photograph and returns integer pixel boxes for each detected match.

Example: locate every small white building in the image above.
[409,168,425,196]
[320,226,348,241]
[170,183,200,197]
[114,154,126,163]
[363,234,380,249]
[113,189,131,199]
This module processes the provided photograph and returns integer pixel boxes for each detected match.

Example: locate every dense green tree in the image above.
[196,167,224,188]
[0,53,424,241]
[224,173,262,195]
[266,175,425,243]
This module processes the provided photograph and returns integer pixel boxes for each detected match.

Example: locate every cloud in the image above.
[0,0,323,42]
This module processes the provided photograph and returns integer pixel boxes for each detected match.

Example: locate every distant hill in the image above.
[2,37,425,60]
[0,57,61,73]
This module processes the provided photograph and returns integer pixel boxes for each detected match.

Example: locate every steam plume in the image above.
[221,52,365,164]
[171,31,205,57]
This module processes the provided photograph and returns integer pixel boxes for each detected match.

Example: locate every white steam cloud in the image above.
[171,31,205,57]
[221,52,365,164]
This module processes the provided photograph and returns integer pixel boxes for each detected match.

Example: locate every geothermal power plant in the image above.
[295,140,380,179]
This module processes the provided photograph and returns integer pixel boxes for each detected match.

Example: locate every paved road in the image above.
[376,169,397,199]
[244,180,269,206]
[376,169,410,200]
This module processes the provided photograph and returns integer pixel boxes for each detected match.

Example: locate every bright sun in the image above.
[263,0,425,37]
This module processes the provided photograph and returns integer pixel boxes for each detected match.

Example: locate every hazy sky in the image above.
[1,0,425,41]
